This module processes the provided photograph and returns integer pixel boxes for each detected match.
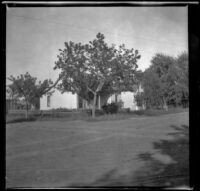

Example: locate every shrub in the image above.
[52,107,75,112]
[102,102,119,114]
[109,102,119,114]
[102,104,109,114]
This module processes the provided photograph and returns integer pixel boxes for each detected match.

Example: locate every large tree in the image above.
[7,72,57,118]
[166,52,189,107]
[135,68,164,109]
[54,33,141,118]
[135,52,188,110]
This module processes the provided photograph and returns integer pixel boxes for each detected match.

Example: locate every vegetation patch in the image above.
[6,107,188,124]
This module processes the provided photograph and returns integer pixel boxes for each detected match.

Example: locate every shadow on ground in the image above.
[134,124,189,187]
[80,124,189,188]
[6,116,37,124]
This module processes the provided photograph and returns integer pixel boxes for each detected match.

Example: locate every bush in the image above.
[52,107,76,112]
[102,102,119,114]
[102,105,109,114]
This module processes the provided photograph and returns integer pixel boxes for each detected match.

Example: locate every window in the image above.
[47,95,51,107]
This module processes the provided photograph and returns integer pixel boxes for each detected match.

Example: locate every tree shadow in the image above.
[133,124,189,187]
[83,168,139,187]
[69,169,123,188]
[82,124,189,188]
[6,116,37,124]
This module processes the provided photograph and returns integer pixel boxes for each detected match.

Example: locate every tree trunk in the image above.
[25,101,29,119]
[11,95,13,110]
[11,99,13,110]
[92,93,97,118]
[163,97,168,111]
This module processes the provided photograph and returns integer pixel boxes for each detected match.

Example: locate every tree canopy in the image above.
[135,52,188,109]
[7,72,55,118]
[54,33,141,117]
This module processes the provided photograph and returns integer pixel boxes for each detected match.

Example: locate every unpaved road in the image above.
[6,112,189,188]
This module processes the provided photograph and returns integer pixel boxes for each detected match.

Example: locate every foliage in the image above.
[54,33,141,117]
[6,83,19,100]
[143,68,164,108]
[134,92,145,107]
[102,102,119,114]
[135,52,188,109]
[7,72,54,118]
[51,107,76,112]
[169,52,188,106]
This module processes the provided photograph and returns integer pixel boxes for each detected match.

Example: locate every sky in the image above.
[6,6,188,84]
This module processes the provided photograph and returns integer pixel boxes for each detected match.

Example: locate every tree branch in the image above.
[87,78,105,95]
[95,79,105,93]
[15,81,27,100]
[87,86,95,94]
[42,74,64,94]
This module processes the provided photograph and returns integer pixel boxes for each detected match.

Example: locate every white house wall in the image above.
[121,92,138,110]
[107,95,115,103]
[40,89,140,111]
[40,90,77,110]
[107,91,139,111]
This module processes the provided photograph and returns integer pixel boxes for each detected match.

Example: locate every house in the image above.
[40,85,144,111]
[40,90,107,110]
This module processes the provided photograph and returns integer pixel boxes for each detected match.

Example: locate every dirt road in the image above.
[6,112,189,188]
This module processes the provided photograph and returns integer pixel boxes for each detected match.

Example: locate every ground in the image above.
[6,112,189,188]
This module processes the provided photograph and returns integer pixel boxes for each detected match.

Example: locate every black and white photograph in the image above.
[5,2,190,188]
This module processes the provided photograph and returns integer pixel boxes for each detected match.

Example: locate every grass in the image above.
[6,107,188,124]
[6,114,37,124]
[129,107,188,116]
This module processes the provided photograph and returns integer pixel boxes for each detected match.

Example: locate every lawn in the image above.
[6,111,189,188]
[6,107,188,123]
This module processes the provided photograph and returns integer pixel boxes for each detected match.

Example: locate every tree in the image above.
[6,83,19,110]
[7,72,57,119]
[54,33,141,118]
[168,52,189,105]
[135,68,164,109]
[150,53,177,110]
[135,52,188,110]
